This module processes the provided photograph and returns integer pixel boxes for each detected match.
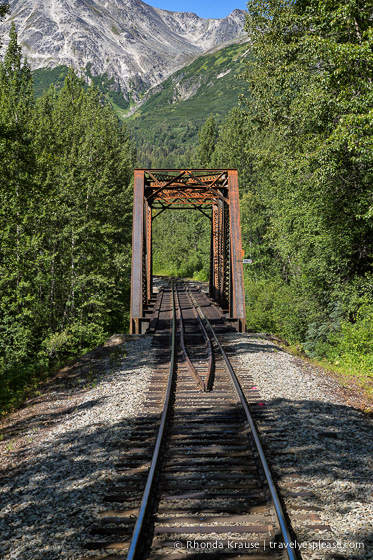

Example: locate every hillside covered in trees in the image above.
[0,14,134,409]
[1,0,372,409]
[152,0,373,398]
[128,41,251,168]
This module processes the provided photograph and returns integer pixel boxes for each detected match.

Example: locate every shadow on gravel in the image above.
[222,334,283,355]
[223,336,373,556]
[0,344,155,444]
[251,395,372,558]
[0,340,157,559]
[0,337,371,560]
[0,412,158,559]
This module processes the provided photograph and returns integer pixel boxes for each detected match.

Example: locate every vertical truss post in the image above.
[209,217,214,298]
[130,170,145,334]
[210,199,230,310]
[145,202,153,302]
[222,202,229,310]
[217,199,224,305]
[142,203,147,310]
[228,170,246,331]
[211,204,219,301]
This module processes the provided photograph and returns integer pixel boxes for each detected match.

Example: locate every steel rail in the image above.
[182,285,215,391]
[148,286,164,333]
[126,283,177,560]
[188,287,296,560]
[175,284,205,392]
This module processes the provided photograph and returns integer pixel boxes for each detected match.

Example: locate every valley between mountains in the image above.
[0,0,247,107]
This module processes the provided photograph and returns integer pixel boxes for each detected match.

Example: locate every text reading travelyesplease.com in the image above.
[173,540,365,552]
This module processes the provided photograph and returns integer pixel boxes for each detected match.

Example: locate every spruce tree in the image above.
[197,115,218,167]
[33,70,133,358]
[0,23,37,386]
[0,31,134,406]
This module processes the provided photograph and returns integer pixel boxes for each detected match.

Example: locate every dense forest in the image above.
[1,0,372,409]
[153,0,373,397]
[0,15,134,409]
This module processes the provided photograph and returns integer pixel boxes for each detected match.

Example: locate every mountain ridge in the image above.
[128,41,251,167]
[0,0,247,102]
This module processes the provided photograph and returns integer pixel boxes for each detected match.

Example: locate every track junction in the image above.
[82,169,368,558]
[84,280,305,560]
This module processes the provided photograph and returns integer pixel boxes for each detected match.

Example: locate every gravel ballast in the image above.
[0,331,372,560]
[223,333,373,560]
[0,336,154,560]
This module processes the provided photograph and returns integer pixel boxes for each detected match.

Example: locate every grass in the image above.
[280,341,373,412]
[318,360,373,402]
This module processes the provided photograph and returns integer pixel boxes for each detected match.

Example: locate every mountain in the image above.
[0,0,246,102]
[128,41,251,167]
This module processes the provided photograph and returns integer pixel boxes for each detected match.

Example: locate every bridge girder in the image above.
[130,169,246,333]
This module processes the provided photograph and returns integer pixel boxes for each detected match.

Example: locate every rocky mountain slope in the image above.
[0,0,246,101]
[129,41,251,167]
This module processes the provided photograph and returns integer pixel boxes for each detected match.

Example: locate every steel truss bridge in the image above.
[130,169,246,333]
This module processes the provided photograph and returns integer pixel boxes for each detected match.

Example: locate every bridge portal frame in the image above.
[130,169,246,333]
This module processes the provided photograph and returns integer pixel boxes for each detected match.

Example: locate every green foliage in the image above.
[42,321,107,358]
[209,0,373,387]
[2,0,371,405]
[244,275,310,341]
[32,65,69,97]
[85,64,130,111]
[0,3,9,15]
[30,41,251,158]
[153,210,210,280]
[0,28,133,411]
[129,42,251,167]
[32,64,130,112]
[0,22,37,390]
[337,304,373,374]
[198,115,218,167]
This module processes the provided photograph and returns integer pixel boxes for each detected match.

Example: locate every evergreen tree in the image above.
[0,23,37,380]
[32,70,134,358]
[0,28,134,408]
[197,114,218,167]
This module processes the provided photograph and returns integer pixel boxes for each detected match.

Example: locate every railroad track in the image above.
[84,281,297,560]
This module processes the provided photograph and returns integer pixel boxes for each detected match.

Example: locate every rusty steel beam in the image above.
[223,202,230,309]
[140,168,237,173]
[218,199,224,303]
[212,203,219,302]
[146,202,153,302]
[130,169,246,334]
[130,170,145,334]
[145,171,187,202]
[228,170,246,332]
[210,199,229,309]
